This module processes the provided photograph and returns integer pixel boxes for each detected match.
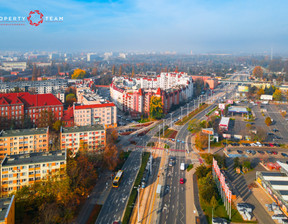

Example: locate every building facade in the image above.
[0,128,49,158]
[0,196,15,224]
[73,103,117,128]
[110,72,193,117]
[0,92,63,128]
[60,125,106,155]
[1,151,66,196]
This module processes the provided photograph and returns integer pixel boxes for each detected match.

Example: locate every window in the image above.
[2,168,8,172]
[42,170,47,174]
[9,174,13,178]
[2,174,8,178]
[29,165,34,168]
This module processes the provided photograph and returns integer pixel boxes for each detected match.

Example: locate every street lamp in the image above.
[134,185,141,223]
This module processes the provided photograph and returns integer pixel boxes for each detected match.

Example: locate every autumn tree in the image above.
[265,116,272,126]
[71,69,86,79]
[131,65,135,78]
[256,88,265,97]
[38,110,55,129]
[103,143,119,171]
[149,96,164,120]
[118,65,122,76]
[107,128,118,143]
[91,67,98,76]
[112,65,115,75]
[53,120,65,132]
[281,110,286,117]
[66,93,77,107]
[273,89,282,101]
[253,66,263,79]
[195,132,208,150]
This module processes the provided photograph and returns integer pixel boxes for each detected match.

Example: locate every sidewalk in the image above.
[74,171,113,224]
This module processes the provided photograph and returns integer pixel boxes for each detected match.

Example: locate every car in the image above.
[266,150,272,155]
[274,143,280,147]
[237,150,243,154]
[223,142,228,146]
[251,150,256,155]
[180,163,185,171]
[141,181,146,188]
[281,153,288,157]
[267,132,274,136]
[250,143,256,147]
[273,128,279,132]
[269,143,275,147]
[272,151,278,155]
[263,143,270,147]
[258,150,265,155]
[180,178,184,184]
[234,143,240,146]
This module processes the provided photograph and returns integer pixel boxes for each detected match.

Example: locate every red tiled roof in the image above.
[74,103,115,110]
[0,92,62,107]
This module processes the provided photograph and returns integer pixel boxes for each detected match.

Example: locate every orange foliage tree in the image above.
[253,66,263,79]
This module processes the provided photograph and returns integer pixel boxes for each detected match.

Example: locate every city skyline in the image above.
[0,0,288,54]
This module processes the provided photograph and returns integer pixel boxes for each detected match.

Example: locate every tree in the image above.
[131,66,135,78]
[265,116,272,126]
[38,110,55,129]
[256,88,265,97]
[118,65,122,76]
[106,128,118,143]
[253,66,263,79]
[273,89,282,101]
[53,120,64,132]
[91,67,98,76]
[195,165,211,179]
[195,132,208,150]
[210,195,218,209]
[246,123,252,130]
[103,143,119,171]
[188,119,201,132]
[32,64,37,81]
[71,69,86,79]
[66,93,77,107]
[149,96,164,120]
[112,65,115,75]
[281,111,286,117]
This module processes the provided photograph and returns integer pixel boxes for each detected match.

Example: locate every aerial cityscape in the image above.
[1,0,288,224]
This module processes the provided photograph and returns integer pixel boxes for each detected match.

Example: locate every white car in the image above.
[180,163,185,171]
[256,142,262,147]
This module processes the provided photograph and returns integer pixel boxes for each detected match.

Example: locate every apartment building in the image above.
[0,128,49,158]
[0,92,63,128]
[1,151,66,196]
[0,79,68,94]
[110,72,193,117]
[0,196,15,224]
[60,125,106,154]
[73,103,117,128]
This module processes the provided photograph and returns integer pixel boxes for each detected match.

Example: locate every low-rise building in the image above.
[0,128,49,158]
[60,125,106,155]
[1,151,66,196]
[0,196,15,224]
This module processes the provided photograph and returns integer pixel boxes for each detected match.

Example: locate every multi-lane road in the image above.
[95,149,142,224]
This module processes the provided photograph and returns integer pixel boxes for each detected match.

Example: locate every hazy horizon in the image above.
[1,0,288,54]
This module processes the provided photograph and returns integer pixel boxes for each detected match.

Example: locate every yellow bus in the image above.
[112,170,124,188]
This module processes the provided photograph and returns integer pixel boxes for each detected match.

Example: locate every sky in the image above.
[0,0,288,54]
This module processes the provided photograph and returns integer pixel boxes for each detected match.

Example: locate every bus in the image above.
[112,170,124,188]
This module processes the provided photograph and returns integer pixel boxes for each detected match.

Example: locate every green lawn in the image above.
[175,104,208,125]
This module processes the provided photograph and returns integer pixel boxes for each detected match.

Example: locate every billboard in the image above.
[238,86,249,92]
[202,128,214,135]
[219,103,226,110]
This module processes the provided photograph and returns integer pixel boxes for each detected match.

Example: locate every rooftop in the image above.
[74,103,115,110]
[0,196,14,222]
[0,127,48,138]
[61,125,105,133]
[1,150,66,167]
[228,106,248,113]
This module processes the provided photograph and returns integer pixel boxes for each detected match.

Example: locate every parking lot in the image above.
[251,103,288,143]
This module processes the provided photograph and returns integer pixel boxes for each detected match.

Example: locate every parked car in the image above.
[281,153,288,157]
[272,151,278,155]
[267,150,272,155]
[273,128,279,132]
[180,178,184,184]
[263,143,270,147]
[251,150,256,155]
[237,150,243,154]
[274,143,280,147]
[258,151,265,155]
[269,143,275,147]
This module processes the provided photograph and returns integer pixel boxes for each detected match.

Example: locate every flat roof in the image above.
[228,106,248,113]
[219,117,230,126]
[61,125,104,133]
[0,196,14,222]
[0,127,48,138]
[1,150,66,167]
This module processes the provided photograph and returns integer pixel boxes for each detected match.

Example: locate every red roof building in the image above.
[0,92,63,128]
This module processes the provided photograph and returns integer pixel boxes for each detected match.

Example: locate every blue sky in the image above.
[0,0,288,54]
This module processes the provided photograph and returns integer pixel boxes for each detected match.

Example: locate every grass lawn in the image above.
[175,104,208,125]
[200,198,257,224]
[122,152,150,224]
[86,204,102,224]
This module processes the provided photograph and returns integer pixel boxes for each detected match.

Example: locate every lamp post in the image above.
[134,185,140,223]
